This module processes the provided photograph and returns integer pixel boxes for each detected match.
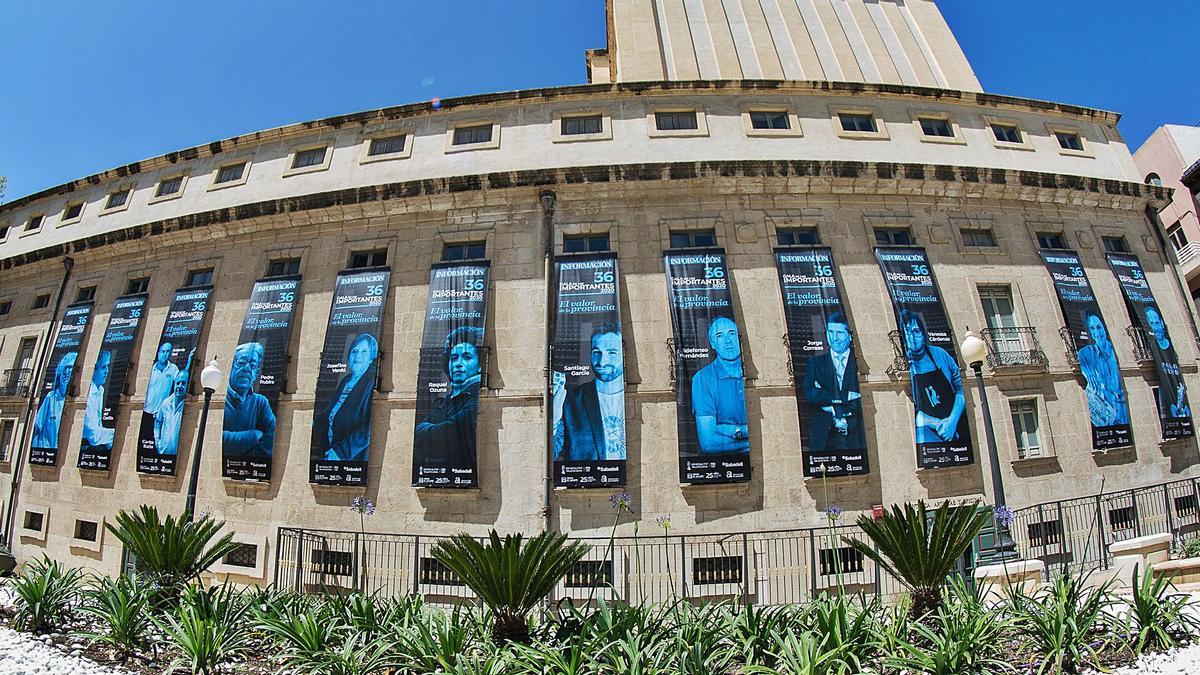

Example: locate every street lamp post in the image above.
[185,359,223,522]
[960,330,1019,564]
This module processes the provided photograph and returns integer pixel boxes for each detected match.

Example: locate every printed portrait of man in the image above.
[31,352,78,450]
[691,315,749,454]
[413,325,484,467]
[153,370,189,456]
[82,350,115,451]
[801,312,865,452]
[223,341,276,458]
[1076,310,1129,427]
[552,322,626,461]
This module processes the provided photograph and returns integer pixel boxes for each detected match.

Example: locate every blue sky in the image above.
[1,1,1196,202]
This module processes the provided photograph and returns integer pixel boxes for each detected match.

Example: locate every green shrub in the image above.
[389,606,479,673]
[154,596,255,675]
[105,505,240,599]
[1007,570,1116,674]
[1178,535,1200,559]
[1123,564,1200,654]
[885,580,1014,675]
[10,556,85,633]
[77,573,155,660]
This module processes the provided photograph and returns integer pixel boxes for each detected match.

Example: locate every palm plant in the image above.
[10,556,85,633]
[843,499,989,618]
[432,530,589,644]
[105,505,240,598]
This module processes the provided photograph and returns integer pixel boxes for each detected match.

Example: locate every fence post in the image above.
[679,535,688,599]
[809,534,818,599]
[873,539,881,597]
[741,533,750,607]
[352,532,361,594]
[273,527,283,588]
[1164,484,1176,544]
[1131,489,1142,538]
[294,528,305,594]
[412,535,421,596]
[1096,496,1108,570]
[1056,501,1067,577]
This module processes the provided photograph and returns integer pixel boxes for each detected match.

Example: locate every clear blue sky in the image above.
[2,1,1196,202]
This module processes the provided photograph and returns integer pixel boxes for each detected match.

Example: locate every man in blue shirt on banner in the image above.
[692,316,750,454]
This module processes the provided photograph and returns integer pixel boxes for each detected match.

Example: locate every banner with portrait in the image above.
[774,248,867,477]
[136,286,213,475]
[1040,249,1132,449]
[222,275,302,481]
[310,268,390,486]
[1106,253,1193,440]
[665,249,751,484]
[411,261,490,488]
[552,253,625,488]
[875,247,974,469]
[29,301,94,466]
[79,294,147,471]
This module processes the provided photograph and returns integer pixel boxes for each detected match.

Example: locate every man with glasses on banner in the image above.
[223,342,276,458]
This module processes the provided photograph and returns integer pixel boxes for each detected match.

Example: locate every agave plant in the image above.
[1122,564,1200,654]
[843,499,988,618]
[1006,569,1116,674]
[10,556,86,633]
[105,504,240,598]
[77,573,155,661]
[153,600,256,675]
[432,530,589,644]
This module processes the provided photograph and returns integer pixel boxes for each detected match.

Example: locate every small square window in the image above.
[1055,132,1084,152]
[442,241,487,261]
[267,258,302,277]
[669,230,717,249]
[349,249,388,269]
[561,115,604,136]
[749,111,790,130]
[63,202,84,222]
[919,118,954,138]
[215,162,247,184]
[0,301,10,316]
[0,418,15,461]
[1102,236,1130,254]
[23,511,44,532]
[291,147,327,170]
[777,227,820,246]
[156,176,184,197]
[1010,399,1042,459]
[1026,519,1062,547]
[874,227,913,246]
[1108,505,1135,531]
[368,135,407,156]
[313,549,353,577]
[419,556,464,586]
[1037,232,1067,250]
[839,113,877,133]
[74,519,99,542]
[961,228,997,247]
[187,268,214,287]
[25,215,44,233]
[222,543,258,568]
[563,234,610,253]
[564,560,613,588]
[32,294,51,310]
[76,286,96,302]
[453,124,494,146]
[655,111,699,131]
[819,547,865,575]
[105,190,130,210]
[1175,494,1198,518]
[692,555,742,585]
[992,124,1022,144]
[126,277,150,295]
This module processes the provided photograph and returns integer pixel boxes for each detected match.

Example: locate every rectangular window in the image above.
[561,115,604,136]
[349,249,388,269]
[32,293,51,310]
[186,268,214,287]
[777,227,820,246]
[0,418,15,462]
[105,190,130,210]
[1102,236,1130,254]
[291,147,327,169]
[453,124,494,146]
[215,162,247,184]
[221,543,258,568]
[23,511,44,532]
[76,286,96,302]
[1175,494,1198,518]
[979,286,1017,331]
[1055,132,1084,151]
[368,135,407,156]
[1036,232,1067,250]
[692,555,742,585]
[669,229,717,249]
[63,202,84,221]
[819,546,865,575]
[15,337,37,372]
[919,118,954,138]
[267,258,302,277]
[961,228,998,247]
[563,233,610,253]
[442,241,487,261]
[1026,519,1062,547]
[749,110,790,130]
[126,277,150,294]
[0,301,11,316]
[991,123,1022,144]
[655,111,698,131]
[563,560,613,588]
[74,520,99,542]
[1168,222,1189,252]
[839,113,876,133]
[312,549,353,576]
[156,176,184,197]
[25,215,44,233]
[873,227,913,246]
[1108,505,1135,531]
[0,223,10,240]
[1010,399,1042,459]
[419,556,464,586]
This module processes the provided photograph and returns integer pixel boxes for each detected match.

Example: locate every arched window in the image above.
[1146,173,1162,187]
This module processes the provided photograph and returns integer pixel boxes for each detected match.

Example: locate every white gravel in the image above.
[1110,644,1200,674]
[0,625,131,675]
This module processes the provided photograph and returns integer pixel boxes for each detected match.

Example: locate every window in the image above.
[349,249,388,269]
[126,277,150,294]
[669,229,717,249]
[313,549,353,576]
[267,258,302,277]
[76,286,96,302]
[0,418,15,462]
[563,560,612,588]
[442,241,487,261]
[453,124,493,146]
[23,511,44,532]
[563,233,610,253]
[25,214,44,233]
[1010,399,1042,459]
[839,113,877,133]
[1146,173,1162,187]
[1175,494,1198,518]
[1108,505,1135,531]
[155,175,184,198]
[215,162,247,184]
[105,189,130,210]
[655,111,698,131]
[1026,519,1062,547]
[1102,236,1130,254]
[62,202,84,222]
[32,293,51,310]
[419,556,464,586]
[1036,231,1067,250]
[1055,132,1084,152]
[291,147,327,170]
[919,117,954,138]
[873,227,913,246]
[74,520,99,542]
[819,547,865,575]
[0,222,10,240]
[222,543,258,568]
[961,228,998,247]
[561,115,603,136]
[777,227,820,246]
[15,337,37,372]
[1168,222,1189,253]
[0,301,10,316]
[368,135,406,156]
[991,123,1022,144]
[749,111,790,130]
[186,268,214,287]
[692,555,742,585]
[979,285,1017,331]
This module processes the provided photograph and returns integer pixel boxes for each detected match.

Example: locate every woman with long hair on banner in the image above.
[31,352,77,449]
[1077,310,1129,427]
[316,333,378,463]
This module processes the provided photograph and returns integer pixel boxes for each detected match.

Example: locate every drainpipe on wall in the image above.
[2,255,74,548]
[1144,204,1200,346]
[539,189,556,534]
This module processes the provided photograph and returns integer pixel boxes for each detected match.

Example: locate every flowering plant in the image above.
[993,505,1015,528]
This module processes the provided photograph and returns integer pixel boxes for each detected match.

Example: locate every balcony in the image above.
[1126,326,1155,364]
[886,330,909,377]
[0,368,32,398]
[980,327,1048,370]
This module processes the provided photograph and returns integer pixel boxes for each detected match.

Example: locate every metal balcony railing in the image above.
[886,330,909,377]
[1126,326,1155,363]
[1174,241,1200,268]
[0,368,32,398]
[979,326,1048,369]
[1059,326,1080,367]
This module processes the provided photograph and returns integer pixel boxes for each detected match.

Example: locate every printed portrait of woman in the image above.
[900,310,967,445]
[413,325,484,467]
[314,332,378,462]
[1076,310,1129,427]
[31,352,78,449]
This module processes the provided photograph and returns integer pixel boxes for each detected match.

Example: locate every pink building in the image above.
[1134,125,1200,307]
